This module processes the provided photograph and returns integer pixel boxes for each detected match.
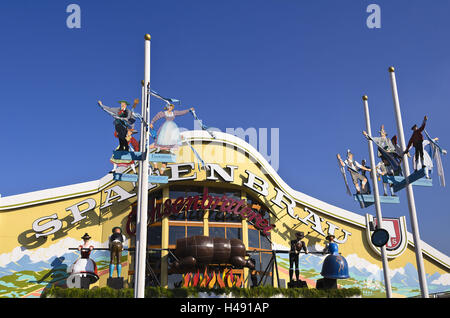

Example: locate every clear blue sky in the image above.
[1,1,449,256]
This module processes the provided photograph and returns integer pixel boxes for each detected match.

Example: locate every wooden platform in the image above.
[113,151,143,161]
[382,169,432,193]
[353,193,400,208]
[112,151,177,163]
[113,173,169,184]
[381,169,431,193]
[148,152,177,163]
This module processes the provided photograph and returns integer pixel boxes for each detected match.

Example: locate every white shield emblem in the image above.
[365,214,408,258]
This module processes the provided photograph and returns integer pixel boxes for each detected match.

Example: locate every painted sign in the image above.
[31,185,135,238]
[125,187,275,236]
[30,163,352,244]
[365,214,408,258]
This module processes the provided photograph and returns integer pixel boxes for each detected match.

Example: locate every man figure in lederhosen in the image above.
[289,231,308,283]
[109,227,126,278]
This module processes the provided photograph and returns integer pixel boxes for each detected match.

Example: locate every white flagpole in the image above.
[362,95,392,298]
[388,66,429,298]
[134,34,151,298]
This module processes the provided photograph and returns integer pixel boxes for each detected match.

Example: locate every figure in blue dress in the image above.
[149,104,194,175]
[320,234,349,280]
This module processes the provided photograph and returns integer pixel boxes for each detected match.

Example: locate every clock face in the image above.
[371,229,390,247]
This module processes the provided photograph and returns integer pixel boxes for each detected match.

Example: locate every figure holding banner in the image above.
[98,99,140,151]
[363,126,403,176]
[337,151,372,194]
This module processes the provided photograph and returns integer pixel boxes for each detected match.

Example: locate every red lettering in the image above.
[220,197,236,213]
[173,197,186,214]
[209,195,224,210]
[256,218,268,229]
[246,211,259,222]
[185,196,199,211]
[163,198,173,217]
[125,190,274,236]
[232,200,246,215]
[148,199,158,223]
[262,224,275,236]
[239,206,253,218]
[200,187,213,209]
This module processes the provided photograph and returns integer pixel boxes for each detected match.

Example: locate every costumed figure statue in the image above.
[358,159,371,194]
[424,130,447,186]
[97,99,141,151]
[149,103,194,175]
[376,160,396,196]
[337,150,372,194]
[363,125,403,176]
[109,129,140,187]
[404,116,428,171]
[320,234,349,280]
[68,233,99,286]
[109,227,127,278]
[413,138,434,179]
[289,231,308,283]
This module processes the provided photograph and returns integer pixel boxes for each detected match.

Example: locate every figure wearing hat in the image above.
[363,125,403,176]
[70,233,99,286]
[376,160,396,196]
[322,234,338,255]
[404,116,428,171]
[78,233,94,258]
[364,125,398,157]
[289,231,308,283]
[337,150,372,194]
[98,99,140,151]
[319,234,350,281]
[108,227,127,278]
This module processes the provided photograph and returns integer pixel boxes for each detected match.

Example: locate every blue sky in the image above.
[1,1,450,256]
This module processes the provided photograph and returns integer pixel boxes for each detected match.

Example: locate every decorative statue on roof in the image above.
[97,99,141,151]
[363,125,403,176]
[289,231,308,284]
[376,159,396,196]
[109,128,140,178]
[109,227,127,278]
[337,150,372,194]
[424,130,447,186]
[404,116,428,171]
[149,103,194,175]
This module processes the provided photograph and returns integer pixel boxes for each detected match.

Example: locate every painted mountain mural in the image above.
[0,238,127,298]
[0,238,449,298]
[275,248,450,298]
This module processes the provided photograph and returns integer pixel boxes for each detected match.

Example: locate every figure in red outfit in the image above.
[404,116,428,171]
[69,233,99,286]
[77,233,94,257]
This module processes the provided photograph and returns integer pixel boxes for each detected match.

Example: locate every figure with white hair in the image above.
[337,150,372,194]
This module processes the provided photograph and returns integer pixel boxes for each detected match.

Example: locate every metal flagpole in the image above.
[134,34,151,298]
[388,66,429,298]
[362,95,392,298]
